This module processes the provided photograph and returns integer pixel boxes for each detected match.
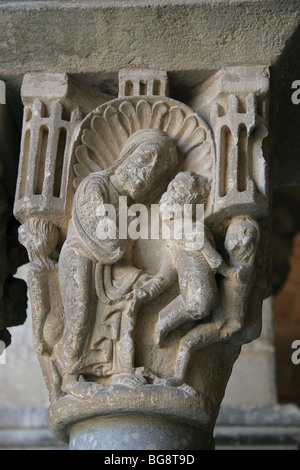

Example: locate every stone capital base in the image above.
[48,384,215,449]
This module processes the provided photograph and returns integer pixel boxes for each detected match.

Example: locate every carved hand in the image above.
[136,278,164,301]
[123,288,148,303]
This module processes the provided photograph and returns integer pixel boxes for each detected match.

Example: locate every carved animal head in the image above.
[224,216,260,265]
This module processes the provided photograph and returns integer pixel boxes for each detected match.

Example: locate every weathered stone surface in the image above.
[69,415,213,450]
[1,1,300,192]
[0,1,299,75]
[21,72,112,117]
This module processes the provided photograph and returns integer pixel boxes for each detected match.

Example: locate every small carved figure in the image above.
[172,216,260,384]
[152,171,233,347]
[18,219,64,402]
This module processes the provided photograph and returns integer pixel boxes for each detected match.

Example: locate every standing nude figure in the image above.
[153,172,234,347]
[172,216,260,384]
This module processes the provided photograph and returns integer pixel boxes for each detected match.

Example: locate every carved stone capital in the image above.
[14,68,270,449]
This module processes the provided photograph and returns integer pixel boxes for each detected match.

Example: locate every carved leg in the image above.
[174,314,248,382]
[58,248,94,378]
[154,295,192,346]
[174,322,220,381]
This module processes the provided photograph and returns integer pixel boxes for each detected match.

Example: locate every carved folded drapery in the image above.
[14,68,270,449]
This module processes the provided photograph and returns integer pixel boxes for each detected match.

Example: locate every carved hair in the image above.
[18,219,59,270]
[162,171,210,205]
[103,128,179,176]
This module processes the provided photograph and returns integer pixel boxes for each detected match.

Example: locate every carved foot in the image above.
[62,374,105,400]
[152,376,197,396]
[153,376,184,387]
[135,366,159,381]
[178,383,198,396]
[110,373,147,388]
